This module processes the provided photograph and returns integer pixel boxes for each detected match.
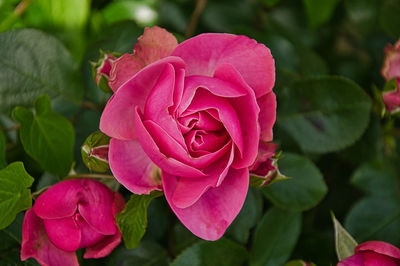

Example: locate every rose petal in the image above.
[21,209,79,266]
[109,26,178,92]
[383,87,400,113]
[362,251,398,266]
[144,63,186,147]
[109,138,162,195]
[163,167,249,241]
[43,216,81,252]
[100,56,185,140]
[213,64,261,168]
[34,180,81,219]
[172,33,275,98]
[337,253,364,266]
[135,107,206,177]
[356,241,400,260]
[257,91,276,142]
[84,230,122,259]
[75,214,105,249]
[170,144,235,208]
[382,40,400,81]
[77,180,117,235]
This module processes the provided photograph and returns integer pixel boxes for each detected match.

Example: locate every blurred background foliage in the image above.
[0,0,400,265]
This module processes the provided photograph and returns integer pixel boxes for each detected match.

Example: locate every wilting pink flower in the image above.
[100,26,276,240]
[21,179,125,266]
[382,40,400,81]
[338,241,400,266]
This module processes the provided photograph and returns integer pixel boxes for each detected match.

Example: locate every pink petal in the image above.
[382,87,400,113]
[109,53,143,92]
[100,56,185,140]
[34,179,82,219]
[362,252,398,266]
[21,209,79,266]
[337,253,364,266]
[213,64,261,168]
[381,40,400,81]
[75,214,105,248]
[109,26,178,92]
[77,180,118,235]
[356,241,400,260]
[43,216,81,252]
[169,145,235,208]
[257,92,276,142]
[135,107,207,176]
[134,26,178,67]
[84,230,122,259]
[163,167,249,241]
[171,33,275,98]
[109,138,162,195]
[144,64,186,147]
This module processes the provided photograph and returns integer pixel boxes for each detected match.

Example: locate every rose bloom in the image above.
[338,241,400,266]
[100,26,276,240]
[21,179,125,266]
[381,39,400,113]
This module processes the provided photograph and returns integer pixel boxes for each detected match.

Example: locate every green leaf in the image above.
[171,238,248,266]
[331,212,357,261]
[0,29,82,113]
[345,196,400,245]
[227,188,263,244]
[250,207,302,266]
[351,161,398,197]
[278,76,372,153]
[24,0,90,30]
[262,153,327,211]
[108,241,169,266]
[117,191,163,249]
[286,260,316,266]
[302,0,340,28]
[0,162,34,229]
[0,131,6,169]
[345,0,380,34]
[380,0,400,38]
[12,95,75,176]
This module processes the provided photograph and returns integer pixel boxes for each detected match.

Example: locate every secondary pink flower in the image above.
[100,26,276,240]
[382,80,400,114]
[382,39,400,81]
[21,179,125,266]
[338,241,400,266]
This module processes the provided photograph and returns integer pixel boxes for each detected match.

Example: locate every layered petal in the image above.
[100,56,185,140]
[337,253,364,266]
[163,167,249,240]
[109,26,178,92]
[21,209,79,266]
[355,241,400,260]
[257,91,276,142]
[84,230,122,259]
[362,252,398,266]
[172,33,275,98]
[43,216,81,252]
[109,138,162,194]
[382,85,400,114]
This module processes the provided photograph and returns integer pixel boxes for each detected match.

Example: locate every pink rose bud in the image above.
[81,131,110,172]
[91,52,117,93]
[100,26,276,240]
[382,39,400,81]
[337,241,400,266]
[382,79,400,114]
[249,142,287,187]
[21,179,125,266]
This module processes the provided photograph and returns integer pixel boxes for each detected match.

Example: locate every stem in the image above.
[63,173,115,180]
[185,0,207,39]
[31,186,51,199]
[0,0,32,32]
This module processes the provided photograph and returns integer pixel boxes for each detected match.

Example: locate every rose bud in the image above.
[91,51,117,93]
[100,26,276,240]
[21,179,125,266]
[249,142,287,187]
[382,39,400,82]
[81,131,110,172]
[382,79,400,114]
[337,241,400,266]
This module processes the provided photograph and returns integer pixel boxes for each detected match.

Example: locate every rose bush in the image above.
[21,179,125,266]
[337,241,400,266]
[100,26,276,240]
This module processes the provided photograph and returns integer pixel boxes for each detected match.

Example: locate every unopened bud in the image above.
[91,51,118,93]
[81,131,110,172]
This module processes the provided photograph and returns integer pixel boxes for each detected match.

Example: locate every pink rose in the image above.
[21,179,125,266]
[338,241,400,266]
[382,39,400,81]
[100,26,276,240]
[382,80,400,114]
